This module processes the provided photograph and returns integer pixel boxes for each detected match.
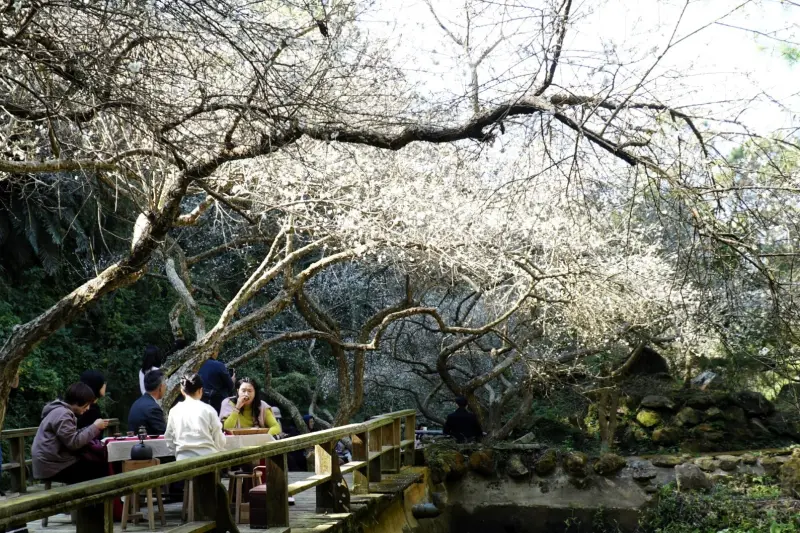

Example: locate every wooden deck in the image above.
[7,470,422,533]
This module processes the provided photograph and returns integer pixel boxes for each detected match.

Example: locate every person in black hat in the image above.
[443,396,483,443]
[76,369,107,435]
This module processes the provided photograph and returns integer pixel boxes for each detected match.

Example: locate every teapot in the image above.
[130,426,153,460]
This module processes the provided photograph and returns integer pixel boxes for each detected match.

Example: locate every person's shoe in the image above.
[288,497,296,506]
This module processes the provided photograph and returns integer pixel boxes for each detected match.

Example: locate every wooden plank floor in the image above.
[9,472,381,533]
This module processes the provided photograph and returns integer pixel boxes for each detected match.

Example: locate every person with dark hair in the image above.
[76,369,107,432]
[32,383,109,484]
[128,369,167,436]
[139,345,162,395]
[197,350,235,414]
[443,396,483,443]
[165,373,226,460]
[219,377,281,435]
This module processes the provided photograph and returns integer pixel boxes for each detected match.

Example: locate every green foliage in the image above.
[780,45,800,66]
[643,476,800,533]
[1,269,177,430]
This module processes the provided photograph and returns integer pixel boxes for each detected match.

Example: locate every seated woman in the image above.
[76,369,107,431]
[219,378,281,436]
[165,373,226,460]
[32,383,110,484]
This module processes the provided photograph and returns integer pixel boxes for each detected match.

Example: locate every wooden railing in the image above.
[0,419,120,494]
[0,410,416,533]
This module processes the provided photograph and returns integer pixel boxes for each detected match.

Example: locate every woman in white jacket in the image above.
[165,373,226,460]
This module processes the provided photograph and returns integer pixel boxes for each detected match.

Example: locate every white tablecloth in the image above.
[104,434,274,463]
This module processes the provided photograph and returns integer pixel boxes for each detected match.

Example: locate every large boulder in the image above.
[534,449,557,476]
[640,395,676,411]
[776,383,800,408]
[469,449,495,476]
[652,426,681,445]
[675,407,702,427]
[779,450,800,497]
[682,390,728,410]
[593,453,627,476]
[749,417,772,437]
[723,406,747,424]
[506,454,529,479]
[730,391,774,416]
[675,463,712,491]
[636,409,662,428]
[564,451,589,477]
[740,453,757,465]
[424,444,468,483]
[626,346,670,376]
[765,412,800,440]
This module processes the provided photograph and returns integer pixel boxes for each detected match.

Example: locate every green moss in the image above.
[593,453,626,476]
[534,449,557,476]
[636,409,662,428]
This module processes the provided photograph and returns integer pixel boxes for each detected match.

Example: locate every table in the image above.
[104,434,275,463]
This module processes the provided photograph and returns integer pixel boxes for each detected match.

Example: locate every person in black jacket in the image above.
[128,369,167,435]
[443,396,483,443]
[76,370,107,434]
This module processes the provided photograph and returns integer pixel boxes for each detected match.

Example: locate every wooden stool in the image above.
[121,459,166,531]
[227,469,263,524]
[181,479,195,523]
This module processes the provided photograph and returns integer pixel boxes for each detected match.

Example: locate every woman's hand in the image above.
[235,395,248,410]
[94,418,109,430]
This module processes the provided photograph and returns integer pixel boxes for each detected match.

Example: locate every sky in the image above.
[358,0,800,135]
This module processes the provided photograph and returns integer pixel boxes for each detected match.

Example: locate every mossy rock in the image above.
[779,451,800,497]
[761,456,787,477]
[730,391,774,416]
[651,455,683,467]
[740,453,757,465]
[716,455,740,471]
[680,390,727,410]
[675,407,702,427]
[640,395,676,411]
[468,449,495,476]
[564,451,589,477]
[424,443,467,483]
[652,426,681,445]
[694,457,718,472]
[506,454,529,479]
[534,449,557,476]
[723,406,747,424]
[594,453,627,476]
[636,409,662,428]
[692,423,724,442]
[704,407,724,421]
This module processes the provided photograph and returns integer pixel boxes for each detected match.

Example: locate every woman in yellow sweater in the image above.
[219,378,281,435]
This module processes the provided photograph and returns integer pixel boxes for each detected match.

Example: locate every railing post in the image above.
[392,417,402,472]
[403,413,416,466]
[76,499,113,533]
[264,453,289,528]
[9,436,26,493]
[380,422,400,474]
[315,440,341,512]
[352,431,369,494]
[368,428,382,483]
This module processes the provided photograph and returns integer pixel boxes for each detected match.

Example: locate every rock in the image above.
[652,455,684,468]
[749,417,772,436]
[776,383,800,407]
[779,452,800,497]
[765,412,800,440]
[630,460,657,482]
[424,444,468,483]
[704,407,724,420]
[716,455,740,471]
[468,449,495,476]
[564,451,589,477]
[675,407,702,427]
[740,453,757,465]
[652,426,681,445]
[506,454,529,479]
[644,485,659,494]
[569,476,591,489]
[683,390,728,410]
[513,432,536,445]
[730,391,774,416]
[636,409,662,428]
[675,463,712,491]
[534,449,557,476]
[723,406,747,424]
[694,457,719,472]
[692,423,724,442]
[626,346,670,376]
[594,453,627,476]
[640,395,676,411]
[761,456,788,477]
